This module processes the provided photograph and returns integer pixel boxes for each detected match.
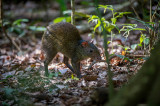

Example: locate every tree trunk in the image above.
[105,39,160,106]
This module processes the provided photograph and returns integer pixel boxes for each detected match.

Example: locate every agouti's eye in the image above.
[90,50,93,53]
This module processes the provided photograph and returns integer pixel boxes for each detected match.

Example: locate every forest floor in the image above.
[0,30,146,106]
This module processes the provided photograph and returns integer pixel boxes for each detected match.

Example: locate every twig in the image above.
[125,54,150,58]
[129,0,141,20]
[71,0,75,25]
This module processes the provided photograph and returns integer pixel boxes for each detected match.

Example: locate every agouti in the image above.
[41,22,101,78]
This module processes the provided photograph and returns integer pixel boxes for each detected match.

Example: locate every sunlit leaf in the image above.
[53,16,71,23]
[75,12,90,18]
[124,46,130,51]
[132,28,146,31]
[131,44,138,50]
[94,20,101,31]
[63,10,72,15]
[107,41,111,44]
[140,35,144,44]
[138,44,142,46]
[98,5,113,12]
[13,19,29,25]
[71,74,75,79]
[115,12,131,19]
[29,26,46,31]
[111,18,117,24]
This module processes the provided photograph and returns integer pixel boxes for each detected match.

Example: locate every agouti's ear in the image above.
[81,41,88,47]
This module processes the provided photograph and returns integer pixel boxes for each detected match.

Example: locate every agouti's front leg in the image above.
[71,59,82,78]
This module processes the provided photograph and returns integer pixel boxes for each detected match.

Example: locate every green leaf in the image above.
[107,41,111,44]
[132,28,146,31]
[140,35,144,44]
[75,12,90,18]
[131,44,138,50]
[98,5,113,12]
[53,16,71,23]
[115,12,131,19]
[70,74,79,80]
[116,54,125,59]
[13,19,29,25]
[128,17,154,30]
[6,75,13,79]
[13,27,23,34]
[124,46,130,51]
[63,10,72,15]
[143,57,149,60]
[106,24,115,32]
[138,44,142,46]
[54,17,65,23]
[143,38,149,45]
[3,21,10,26]
[36,26,46,31]
[111,18,117,24]
[146,22,155,24]
[71,74,74,79]
[94,20,101,31]
[29,26,46,31]
[3,87,15,96]
[2,102,10,106]
[81,1,94,6]
[88,15,99,24]
[19,30,26,37]
[115,25,120,32]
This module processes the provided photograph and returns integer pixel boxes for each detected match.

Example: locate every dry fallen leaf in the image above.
[40,52,45,60]
[110,56,121,66]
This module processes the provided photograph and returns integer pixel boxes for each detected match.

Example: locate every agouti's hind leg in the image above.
[44,51,57,76]
[63,56,74,73]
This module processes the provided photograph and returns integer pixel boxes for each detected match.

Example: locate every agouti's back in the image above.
[42,22,82,58]
[48,22,81,42]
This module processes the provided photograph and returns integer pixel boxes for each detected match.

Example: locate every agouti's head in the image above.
[78,41,101,61]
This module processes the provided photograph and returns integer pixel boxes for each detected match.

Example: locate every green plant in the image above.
[128,1,160,51]
[4,19,46,37]
[53,16,71,23]
[88,5,146,54]
[7,19,29,37]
